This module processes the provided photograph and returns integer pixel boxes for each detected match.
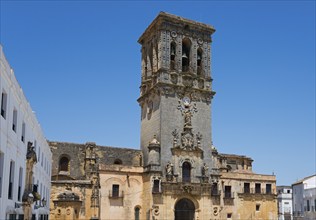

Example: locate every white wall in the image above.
[292,175,316,219]
[277,186,293,220]
[0,45,52,219]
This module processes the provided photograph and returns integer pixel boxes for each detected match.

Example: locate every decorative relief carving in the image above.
[182,185,193,193]
[152,205,160,216]
[196,132,202,148]
[171,31,177,38]
[172,129,179,147]
[177,97,197,128]
[165,161,174,181]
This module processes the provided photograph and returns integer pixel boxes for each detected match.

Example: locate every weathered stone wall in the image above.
[50,142,86,179]
[97,146,142,166]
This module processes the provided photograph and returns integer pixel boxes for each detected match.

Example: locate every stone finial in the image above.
[149,135,160,145]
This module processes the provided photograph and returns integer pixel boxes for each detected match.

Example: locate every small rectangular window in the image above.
[112,184,119,197]
[255,183,261,194]
[225,185,232,198]
[8,160,15,199]
[21,122,25,143]
[0,152,4,197]
[18,167,23,201]
[307,200,310,211]
[227,213,232,219]
[153,180,160,193]
[211,183,219,195]
[266,184,272,194]
[41,152,43,166]
[256,204,260,211]
[244,182,250,193]
[12,109,17,132]
[1,92,7,119]
[9,214,16,220]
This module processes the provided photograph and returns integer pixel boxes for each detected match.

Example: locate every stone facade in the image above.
[49,12,278,220]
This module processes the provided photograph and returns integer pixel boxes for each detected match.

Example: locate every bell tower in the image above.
[137,12,216,181]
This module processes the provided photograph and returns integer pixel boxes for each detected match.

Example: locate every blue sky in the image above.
[1,1,315,185]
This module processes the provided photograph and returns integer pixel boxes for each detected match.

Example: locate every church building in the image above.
[49,12,277,220]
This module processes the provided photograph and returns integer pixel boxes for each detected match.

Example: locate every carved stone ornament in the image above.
[171,31,177,38]
[165,161,174,181]
[182,185,193,193]
[172,129,179,147]
[213,207,219,216]
[196,132,202,148]
[181,129,195,150]
[152,205,160,216]
[177,97,197,129]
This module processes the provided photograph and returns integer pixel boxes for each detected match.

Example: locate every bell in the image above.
[197,54,201,61]
[182,52,188,59]
[171,50,175,56]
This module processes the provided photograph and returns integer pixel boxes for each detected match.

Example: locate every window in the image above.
[153,179,160,193]
[41,152,43,166]
[211,183,219,195]
[227,213,232,219]
[9,214,16,220]
[225,186,232,198]
[1,92,7,118]
[182,38,191,72]
[34,140,37,152]
[21,122,25,142]
[307,200,310,211]
[0,152,4,197]
[287,189,291,193]
[18,167,23,201]
[244,182,250,193]
[170,42,176,70]
[266,184,272,194]
[256,204,260,211]
[182,162,191,183]
[112,184,119,198]
[114,159,122,165]
[135,207,140,220]
[8,160,15,199]
[38,147,41,163]
[197,48,203,76]
[255,183,261,194]
[12,109,17,132]
[59,156,69,172]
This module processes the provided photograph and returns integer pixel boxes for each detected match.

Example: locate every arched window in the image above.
[170,42,176,70]
[182,38,191,72]
[197,48,203,76]
[114,159,122,165]
[182,162,191,183]
[59,156,69,172]
[134,207,140,220]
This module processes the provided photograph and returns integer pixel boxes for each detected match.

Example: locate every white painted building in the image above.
[277,186,293,220]
[292,174,316,220]
[0,45,52,220]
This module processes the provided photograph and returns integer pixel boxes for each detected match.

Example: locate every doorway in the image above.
[174,198,195,220]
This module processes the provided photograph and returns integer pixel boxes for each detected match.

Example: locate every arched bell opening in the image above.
[182,38,191,72]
